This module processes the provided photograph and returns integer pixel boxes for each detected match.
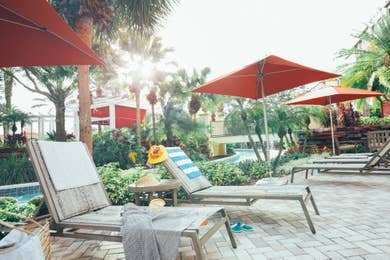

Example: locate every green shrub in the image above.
[226,144,235,155]
[28,196,48,216]
[196,161,248,186]
[97,163,147,205]
[359,116,390,126]
[247,161,269,180]
[272,153,310,167]
[237,160,255,175]
[0,197,36,222]
[154,165,171,180]
[93,128,146,169]
[0,155,36,185]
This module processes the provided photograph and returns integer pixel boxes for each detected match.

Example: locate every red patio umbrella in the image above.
[0,0,104,67]
[192,55,339,178]
[287,86,383,154]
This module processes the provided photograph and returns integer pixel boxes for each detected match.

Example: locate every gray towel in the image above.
[121,203,200,260]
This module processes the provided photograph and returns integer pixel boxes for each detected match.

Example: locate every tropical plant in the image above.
[235,99,262,161]
[0,155,36,185]
[196,161,248,186]
[0,106,30,147]
[359,116,390,126]
[0,198,36,223]
[93,128,145,169]
[0,68,13,136]
[50,0,177,152]
[146,89,158,144]
[338,16,390,109]
[4,67,77,141]
[188,94,201,121]
[97,163,146,205]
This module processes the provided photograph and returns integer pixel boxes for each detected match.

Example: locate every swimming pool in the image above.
[14,192,42,203]
[0,182,42,203]
[223,149,280,164]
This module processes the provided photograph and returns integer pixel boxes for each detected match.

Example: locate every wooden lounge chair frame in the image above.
[314,138,390,165]
[162,147,320,234]
[291,138,390,183]
[27,141,237,260]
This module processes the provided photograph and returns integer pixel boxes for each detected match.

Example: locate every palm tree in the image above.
[146,89,158,144]
[50,0,177,152]
[3,67,77,141]
[338,16,390,109]
[1,68,13,136]
[114,32,174,145]
[188,94,201,122]
[236,99,262,161]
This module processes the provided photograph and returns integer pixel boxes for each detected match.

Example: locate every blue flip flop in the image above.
[230,222,243,233]
[240,223,254,232]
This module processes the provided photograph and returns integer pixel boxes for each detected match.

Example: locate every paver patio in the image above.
[51,172,390,259]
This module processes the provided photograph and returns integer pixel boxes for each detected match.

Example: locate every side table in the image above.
[129,179,181,206]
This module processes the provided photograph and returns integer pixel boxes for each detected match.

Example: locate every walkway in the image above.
[51,172,390,259]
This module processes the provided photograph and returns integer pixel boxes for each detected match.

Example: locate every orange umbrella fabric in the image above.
[286,86,383,106]
[0,0,104,67]
[192,55,340,99]
[192,55,339,178]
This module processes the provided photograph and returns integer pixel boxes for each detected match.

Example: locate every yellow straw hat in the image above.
[147,145,168,164]
[135,174,160,187]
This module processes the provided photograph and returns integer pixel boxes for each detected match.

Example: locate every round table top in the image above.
[128,179,181,192]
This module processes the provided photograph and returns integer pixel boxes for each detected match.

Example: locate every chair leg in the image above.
[306,187,320,215]
[290,170,295,183]
[299,198,316,234]
[189,231,206,260]
[219,209,237,249]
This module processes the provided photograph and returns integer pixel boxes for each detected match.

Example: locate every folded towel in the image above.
[121,204,200,260]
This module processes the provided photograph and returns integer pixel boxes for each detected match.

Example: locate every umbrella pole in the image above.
[260,78,273,178]
[329,97,336,155]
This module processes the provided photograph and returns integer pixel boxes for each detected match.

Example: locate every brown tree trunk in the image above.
[255,124,267,159]
[55,101,67,142]
[242,116,262,161]
[273,135,284,173]
[75,15,93,153]
[135,86,141,146]
[151,104,157,144]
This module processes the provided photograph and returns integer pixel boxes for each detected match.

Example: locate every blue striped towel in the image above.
[166,147,203,179]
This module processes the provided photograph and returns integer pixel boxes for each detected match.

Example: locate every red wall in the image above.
[115,105,146,128]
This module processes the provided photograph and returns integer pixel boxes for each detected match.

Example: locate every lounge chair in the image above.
[27,141,237,259]
[321,138,390,162]
[290,139,390,183]
[161,147,320,234]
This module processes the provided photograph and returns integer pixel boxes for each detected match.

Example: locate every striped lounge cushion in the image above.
[166,147,203,179]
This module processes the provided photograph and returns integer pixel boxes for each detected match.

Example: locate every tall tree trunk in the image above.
[273,135,284,173]
[288,127,295,146]
[241,115,262,161]
[75,15,93,153]
[255,123,267,159]
[151,104,157,144]
[135,86,141,145]
[3,68,13,136]
[55,101,67,142]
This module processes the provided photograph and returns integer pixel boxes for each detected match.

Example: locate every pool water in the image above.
[227,149,280,164]
[14,192,42,203]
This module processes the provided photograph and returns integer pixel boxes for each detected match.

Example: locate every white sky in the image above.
[10,0,387,114]
[159,0,386,78]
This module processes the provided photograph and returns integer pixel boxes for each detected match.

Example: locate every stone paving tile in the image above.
[51,173,390,259]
